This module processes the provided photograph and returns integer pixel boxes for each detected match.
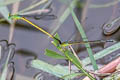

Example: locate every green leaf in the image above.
[52,33,64,52]
[82,42,120,66]
[61,73,85,79]
[53,33,61,44]
[30,59,75,79]
[54,33,61,41]
[53,33,82,69]
[52,34,94,79]
[63,49,95,80]
[64,49,82,69]
[45,49,67,59]
[70,7,98,70]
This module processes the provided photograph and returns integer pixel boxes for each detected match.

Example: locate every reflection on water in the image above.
[0,40,15,65]
[7,62,15,80]
[16,49,38,59]
[0,40,15,80]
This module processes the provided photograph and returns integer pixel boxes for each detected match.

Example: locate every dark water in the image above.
[0,0,120,80]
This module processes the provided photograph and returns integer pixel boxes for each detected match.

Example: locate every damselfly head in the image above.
[8,13,11,19]
[8,13,21,19]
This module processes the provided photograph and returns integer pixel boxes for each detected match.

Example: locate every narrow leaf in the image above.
[31,59,74,78]
[52,33,94,79]
[89,0,120,8]
[82,42,120,66]
[52,33,63,52]
[45,49,66,59]
[61,73,85,79]
[70,8,98,70]
[51,0,78,35]
[18,0,48,13]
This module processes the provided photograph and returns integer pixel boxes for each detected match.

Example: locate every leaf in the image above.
[64,49,82,69]
[52,33,63,52]
[61,73,85,79]
[82,42,120,66]
[30,59,75,78]
[70,7,98,70]
[18,0,48,13]
[52,33,94,79]
[53,33,61,44]
[45,49,67,59]
[54,33,61,41]
[53,34,83,71]
[89,0,120,8]
[51,0,78,35]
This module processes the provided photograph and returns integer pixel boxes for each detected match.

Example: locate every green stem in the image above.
[64,50,95,80]
[59,47,95,80]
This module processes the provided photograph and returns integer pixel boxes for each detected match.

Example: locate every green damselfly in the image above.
[9,14,116,47]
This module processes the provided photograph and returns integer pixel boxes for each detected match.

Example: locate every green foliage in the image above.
[51,33,95,80]
[45,49,67,59]
[31,59,75,79]
[4,0,120,79]
[82,42,120,66]
[61,73,85,79]
[70,6,98,70]
[18,0,48,13]
[31,33,94,79]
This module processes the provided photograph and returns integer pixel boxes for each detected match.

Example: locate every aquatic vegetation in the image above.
[0,0,120,80]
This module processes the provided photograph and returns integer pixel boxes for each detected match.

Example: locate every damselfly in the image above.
[9,14,116,47]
